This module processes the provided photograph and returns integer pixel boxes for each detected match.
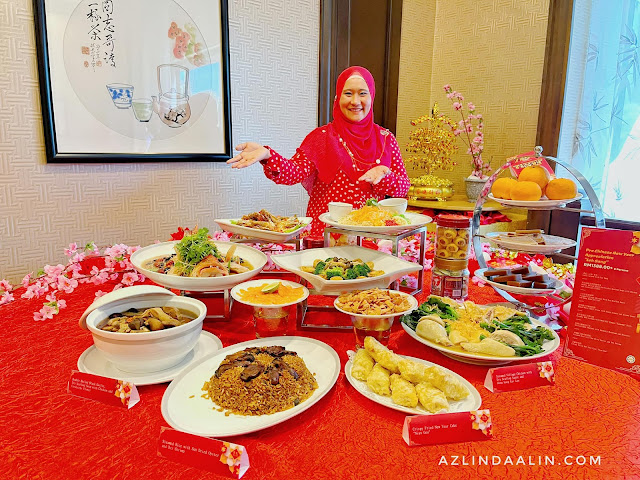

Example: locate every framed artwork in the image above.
[33,0,232,162]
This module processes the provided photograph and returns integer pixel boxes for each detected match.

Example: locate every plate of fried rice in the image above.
[161,337,340,437]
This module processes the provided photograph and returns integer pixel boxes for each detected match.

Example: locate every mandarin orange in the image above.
[545,178,577,200]
[510,181,542,201]
[517,166,549,191]
[491,177,518,199]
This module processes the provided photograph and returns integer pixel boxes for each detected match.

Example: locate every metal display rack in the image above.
[471,146,606,312]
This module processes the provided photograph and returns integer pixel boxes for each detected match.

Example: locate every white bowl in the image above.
[378,198,408,214]
[130,241,268,292]
[85,293,207,374]
[328,202,353,221]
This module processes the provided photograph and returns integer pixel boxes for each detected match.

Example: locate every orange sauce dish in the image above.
[238,283,304,305]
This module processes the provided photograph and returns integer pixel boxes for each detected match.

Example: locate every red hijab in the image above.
[299,66,392,193]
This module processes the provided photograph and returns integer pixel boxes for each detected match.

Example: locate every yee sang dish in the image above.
[98,307,197,333]
[338,199,409,227]
[202,346,318,416]
[143,228,253,277]
[401,296,555,357]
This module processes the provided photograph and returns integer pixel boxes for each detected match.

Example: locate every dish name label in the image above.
[484,361,555,393]
[157,427,250,478]
[402,410,493,446]
[67,370,139,409]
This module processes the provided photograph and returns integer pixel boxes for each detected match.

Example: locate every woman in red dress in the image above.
[227,66,410,237]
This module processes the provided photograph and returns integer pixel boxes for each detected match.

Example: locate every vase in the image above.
[464,175,489,202]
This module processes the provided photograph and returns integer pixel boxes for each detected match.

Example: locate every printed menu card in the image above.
[565,227,640,380]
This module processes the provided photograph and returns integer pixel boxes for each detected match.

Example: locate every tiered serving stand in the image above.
[471,146,606,314]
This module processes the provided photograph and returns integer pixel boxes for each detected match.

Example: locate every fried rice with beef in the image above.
[202,346,318,416]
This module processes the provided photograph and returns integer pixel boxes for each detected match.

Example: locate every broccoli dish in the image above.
[300,257,385,281]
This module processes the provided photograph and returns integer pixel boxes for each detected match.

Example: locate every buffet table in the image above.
[2,263,640,480]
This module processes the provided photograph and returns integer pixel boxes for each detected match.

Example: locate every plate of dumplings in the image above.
[345,337,481,415]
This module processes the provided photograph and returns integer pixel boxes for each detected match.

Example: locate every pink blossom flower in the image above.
[400,275,418,289]
[95,290,107,298]
[211,231,232,242]
[0,292,14,305]
[443,84,451,92]
[33,311,45,321]
[446,92,455,99]
[476,114,483,119]
[44,264,65,277]
[423,258,433,271]
[21,273,32,288]
[453,129,462,136]
[467,103,475,111]
[472,275,486,287]
[452,102,462,111]
[39,304,56,320]
[64,243,78,256]
[545,303,560,321]
[57,276,78,294]
[71,252,86,263]
[476,131,483,138]
[377,240,393,255]
[121,272,139,286]
[0,280,12,292]
[57,299,67,309]
[45,293,57,302]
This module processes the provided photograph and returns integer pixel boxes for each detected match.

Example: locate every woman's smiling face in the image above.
[339,75,371,122]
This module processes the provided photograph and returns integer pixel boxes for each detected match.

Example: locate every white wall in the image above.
[0,0,319,283]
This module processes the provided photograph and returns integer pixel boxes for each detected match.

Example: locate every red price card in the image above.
[484,361,555,393]
[67,371,139,408]
[507,151,555,179]
[157,427,250,478]
[402,410,493,446]
[565,227,640,379]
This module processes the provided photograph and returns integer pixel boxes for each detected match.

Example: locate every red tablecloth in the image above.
[2,264,640,479]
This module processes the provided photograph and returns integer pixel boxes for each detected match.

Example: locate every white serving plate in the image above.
[475,268,563,296]
[161,337,340,437]
[319,211,432,234]
[485,232,576,254]
[214,216,312,242]
[334,290,418,319]
[130,241,267,292]
[77,331,223,386]
[230,279,310,308]
[345,353,481,414]
[271,245,423,295]
[487,193,583,209]
[401,319,560,366]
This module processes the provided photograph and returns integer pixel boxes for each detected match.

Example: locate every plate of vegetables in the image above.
[271,246,423,295]
[400,296,560,366]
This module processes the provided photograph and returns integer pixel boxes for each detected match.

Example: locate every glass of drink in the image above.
[351,315,395,349]
[253,306,289,338]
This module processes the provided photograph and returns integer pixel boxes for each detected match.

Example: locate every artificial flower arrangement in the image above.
[443,84,490,180]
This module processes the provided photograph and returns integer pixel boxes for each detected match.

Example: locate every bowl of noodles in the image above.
[131,228,268,292]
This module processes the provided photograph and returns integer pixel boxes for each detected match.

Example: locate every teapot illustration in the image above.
[152,64,191,128]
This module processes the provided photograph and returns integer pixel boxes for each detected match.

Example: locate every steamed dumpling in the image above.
[416,319,453,346]
[460,338,516,357]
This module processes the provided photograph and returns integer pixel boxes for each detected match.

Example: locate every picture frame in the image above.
[33,0,232,163]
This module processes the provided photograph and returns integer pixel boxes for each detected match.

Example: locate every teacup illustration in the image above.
[106,83,134,109]
[132,98,153,122]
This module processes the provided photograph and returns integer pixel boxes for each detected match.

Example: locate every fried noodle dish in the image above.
[235,209,306,233]
[143,227,253,277]
[202,346,318,416]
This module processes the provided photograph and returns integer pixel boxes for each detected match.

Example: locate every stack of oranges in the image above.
[491,166,577,201]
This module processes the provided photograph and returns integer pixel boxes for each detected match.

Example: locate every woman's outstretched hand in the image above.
[358,165,390,185]
[227,142,270,169]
